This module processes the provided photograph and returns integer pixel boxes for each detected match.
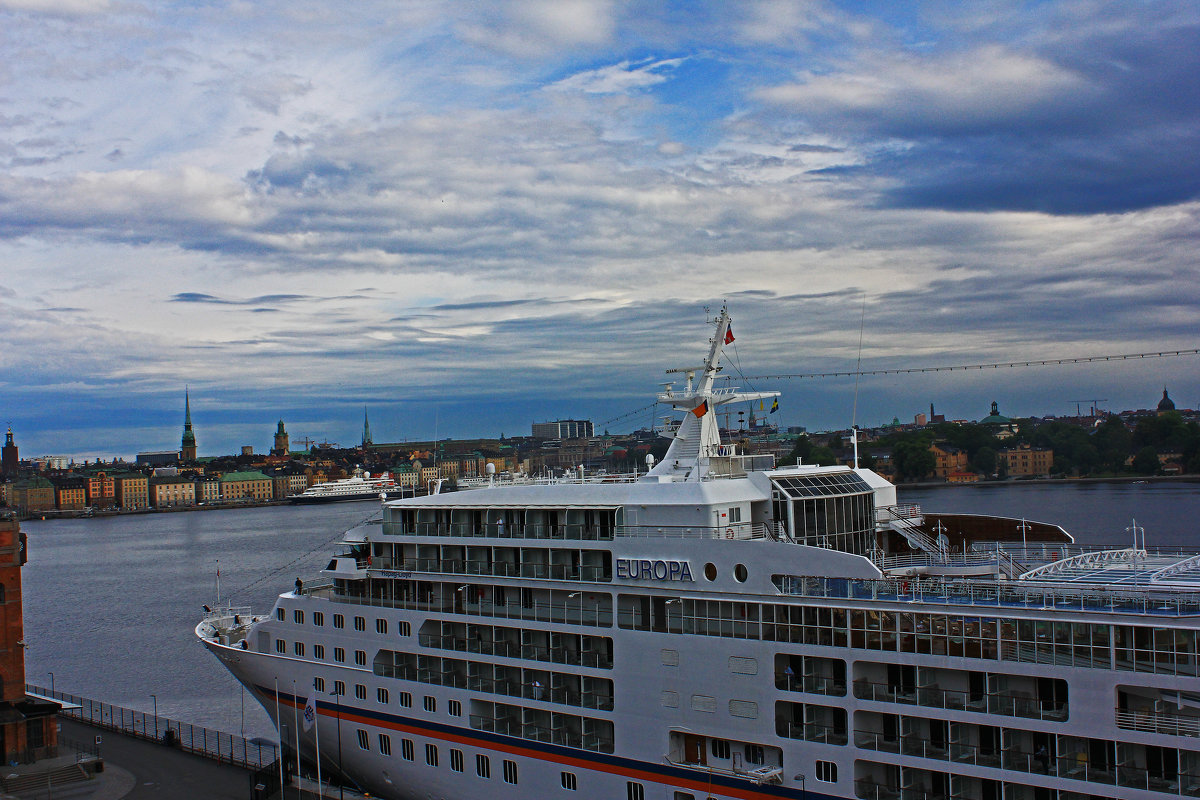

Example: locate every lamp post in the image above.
[150,694,157,740]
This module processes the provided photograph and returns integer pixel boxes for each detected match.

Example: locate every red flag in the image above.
[691,401,709,418]
[724,327,735,345]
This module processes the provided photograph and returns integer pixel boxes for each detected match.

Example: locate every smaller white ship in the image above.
[289,473,402,504]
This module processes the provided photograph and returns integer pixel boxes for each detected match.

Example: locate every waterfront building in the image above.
[219,471,272,501]
[50,476,87,510]
[149,476,197,508]
[929,443,968,480]
[1,428,17,476]
[113,474,149,510]
[532,419,594,440]
[273,420,290,457]
[1001,443,1054,477]
[0,513,59,761]
[181,389,197,462]
[10,479,54,513]
[84,472,115,509]
[195,476,221,503]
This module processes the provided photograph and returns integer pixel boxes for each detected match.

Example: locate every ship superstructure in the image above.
[200,307,1200,800]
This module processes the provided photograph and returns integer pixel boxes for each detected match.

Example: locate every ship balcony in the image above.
[616,522,772,540]
[776,672,846,697]
[417,634,613,669]
[776,720,848,746]
[1117,708,1200,739]
[852,680,1067,722]
[392,558,608,582]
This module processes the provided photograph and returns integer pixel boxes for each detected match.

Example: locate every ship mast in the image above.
[645,305,778,481]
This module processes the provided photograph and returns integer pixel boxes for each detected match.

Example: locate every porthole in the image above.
[734,564,748,582]
[704,563,717,581]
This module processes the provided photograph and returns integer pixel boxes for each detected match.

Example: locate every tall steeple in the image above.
[1,426,17,476]
[180,388,197,461]
[361,408,373,448]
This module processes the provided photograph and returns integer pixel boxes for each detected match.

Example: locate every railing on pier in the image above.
[27,685,278,770]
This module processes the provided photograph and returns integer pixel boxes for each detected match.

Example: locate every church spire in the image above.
[361,408,372,448]
[180,387,197,461]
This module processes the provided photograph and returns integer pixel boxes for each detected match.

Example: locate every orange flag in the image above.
[691,401,709,418]
[724,327,735,344]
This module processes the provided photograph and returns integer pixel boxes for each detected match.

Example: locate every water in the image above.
[18,481,1200,741]
[903,480,1200,548]
[22,501,379,740]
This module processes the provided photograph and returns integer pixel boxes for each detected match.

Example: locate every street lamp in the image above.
[150,694,158,740]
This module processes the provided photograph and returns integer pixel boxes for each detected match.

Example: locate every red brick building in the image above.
[0,514,59,761]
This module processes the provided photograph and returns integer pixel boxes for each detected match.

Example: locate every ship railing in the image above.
[878,503,923,522]
[201,604,255,622]
[852,679,1067,721]
[399,523,615,541]
[776,720,847,746]
[775,672,845,697]
[1117,708,1200,739]
[417,634,613,669]
[387,558,609,582]
[771,575,1200,616]
[615,522,770,540]
[468,714,614,753]
[333,592,615,627]
[880,552,998,570]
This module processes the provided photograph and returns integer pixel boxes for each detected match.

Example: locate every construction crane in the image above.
[1068,399,1108,417]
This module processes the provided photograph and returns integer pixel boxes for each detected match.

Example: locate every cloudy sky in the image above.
[2,0,1198,459]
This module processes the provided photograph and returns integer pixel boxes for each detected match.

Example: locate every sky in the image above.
[1,0,1198,459]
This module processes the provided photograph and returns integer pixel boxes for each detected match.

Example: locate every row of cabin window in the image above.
[363,735,518,783]
[307,677,462,717]
[279,607,411,636]
[275,640,368,666]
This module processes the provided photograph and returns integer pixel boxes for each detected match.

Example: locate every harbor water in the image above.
[19,480,1200,741]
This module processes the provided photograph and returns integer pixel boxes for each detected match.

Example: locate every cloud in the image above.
[457,0,620,58]
[548,57,685,95]
[0,0,109,14]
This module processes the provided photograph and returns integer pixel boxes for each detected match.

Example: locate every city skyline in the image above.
[2,2,1198,456]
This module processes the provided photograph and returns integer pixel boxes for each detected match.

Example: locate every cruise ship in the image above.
[289,473,402,504]
[200,307,1200,800]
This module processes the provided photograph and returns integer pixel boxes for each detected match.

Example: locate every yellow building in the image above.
[929,443,968,480]
[150,477,197,508]
[1001,444,1054,477]
[113,474,149,510]
[219,471,273,501]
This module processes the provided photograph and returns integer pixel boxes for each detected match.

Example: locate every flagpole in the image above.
[215,559,220,605]
[293,680,301,799]
[313,685,323,799]
[275,678,284,799]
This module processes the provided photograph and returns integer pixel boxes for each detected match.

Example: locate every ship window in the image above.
[275,640,286,653]
[627,782,644,800]
[377,687,389,704]
[293,642,304,656]
[673,794,695,800]
[503,759,518,784]
[426,743,439,766]
[313,612,324,626]
[314,677,325,692]
[734,564,748,583]
[745,744,764,764]
[356,729,369,750]
[376,619,387,634]
[333,614,344,629]
[400,691,412,708]
[293,610,304,623]
[398,621,412,636]
[476,754,490,778]
[314,644,325,660]
[354,650,367,666]
[728,507,742,524]
[354,684,366,700]
[276,608,284,621]
[711,739,730,759]
[402,738,414,761]
[449,700,462,717]
[333,680,345,696]
[450,748,464,772]
[816,761,837,782]
[424,696,436,713]
[378,734,391,755]
[704,563,717,581]
[334,647,345,663]
[561,771,577,790]
[354,616,366,632]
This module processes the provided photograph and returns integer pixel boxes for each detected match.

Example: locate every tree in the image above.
[972,446,998,477]
[893,439,935,482]
[1132,446,1160,475]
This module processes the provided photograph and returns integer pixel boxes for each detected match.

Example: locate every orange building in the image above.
[0,514,59,761]
[1001,444,1054,477]
[929,443,968,480]
[52,478,87,510]
[85,472,116,509]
